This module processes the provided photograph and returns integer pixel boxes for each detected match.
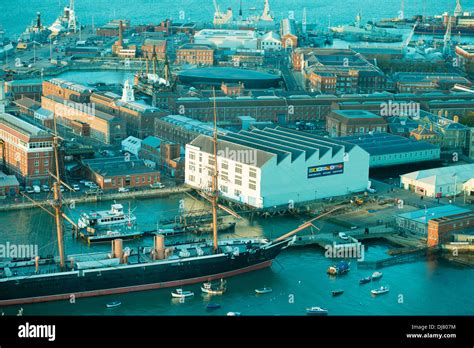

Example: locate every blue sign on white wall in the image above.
[307,163,344,178]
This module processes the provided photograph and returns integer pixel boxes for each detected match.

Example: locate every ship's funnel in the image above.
[154,234,165,260]
[112,239,124,263]
[35,256,40,273]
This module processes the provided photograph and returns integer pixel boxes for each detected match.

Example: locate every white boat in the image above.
[106,301,122,308]
[306,307,328,316]
[171,289,194,298]
[371,286,389,295]
[255,287,273,294]
[227,312,241,316]
[78,203,136,230]
[201,280,226,295]
[371,271,383,280]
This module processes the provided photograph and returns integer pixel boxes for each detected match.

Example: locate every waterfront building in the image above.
[0,171,19,197]
[176,44,214,65]
[338,132,440,168]
[396,204,471,237]
[41,95,126,144]
[42,78,93,103]
[154,114,230,145]
[280,18,297,49]
[121,136,142,157]
[82,157,161,189]
[4,79,42,101]
[185,126,369,208]
[463,178,474,203]
[326,110,388,137]
[400,163,474,198]
[194,29,259,50]
[0,112,53,185]
[428,210,474,247]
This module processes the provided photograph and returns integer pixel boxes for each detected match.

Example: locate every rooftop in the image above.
[339,132,439,156]
[0,113,51,138]
[332,110,384,120]
[83,157,158,177]
[401,163,474,186]
[397,205,471,225]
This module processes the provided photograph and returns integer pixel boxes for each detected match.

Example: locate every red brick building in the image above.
[427,211,474,247]
[0,113,54,185]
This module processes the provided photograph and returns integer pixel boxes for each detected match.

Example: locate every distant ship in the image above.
[331,13,403,43]
[213,0,274,27]
[414,12,474,36]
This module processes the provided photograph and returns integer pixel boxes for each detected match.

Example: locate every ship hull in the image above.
[0,240,288,307]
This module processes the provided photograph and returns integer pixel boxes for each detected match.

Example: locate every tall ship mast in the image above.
[0,95,311,307]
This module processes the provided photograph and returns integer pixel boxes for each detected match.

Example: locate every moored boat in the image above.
[201,279,227,295]
[106,301,122,308]
[327,261,350,275]
[371,271,383,280]
[78,203,136,230]
[255,287,272,294]
[332,289,344,296]
[171,289,194,298]
[359,276,372,284]
[306,307,328,316]
[227,312,241,316]
[371,286,389,295]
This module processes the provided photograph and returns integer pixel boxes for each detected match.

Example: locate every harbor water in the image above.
[0,194,473,316]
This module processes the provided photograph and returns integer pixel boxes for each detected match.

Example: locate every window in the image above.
[235,176,242,186]
[249,168,257,179]
[235,165,242,174]
[44,160,49,166]
[234,189,241,196]
[221,161,228,170]
[189,151,196,160]
[249,180,256,190]
[34,160,39,167]
[188,174,195,182]
[135,177,140,183]
[34,169,39,175]
[220,185,228,193]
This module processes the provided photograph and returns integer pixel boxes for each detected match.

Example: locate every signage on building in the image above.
[307,162,344,178]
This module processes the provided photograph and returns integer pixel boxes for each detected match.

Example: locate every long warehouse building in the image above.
[185,127,370,208]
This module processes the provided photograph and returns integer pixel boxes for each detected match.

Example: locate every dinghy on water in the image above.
[371,271,383,280]
[106,301,122,308]
[332,289,344,296]
[227,312,241,316]
[359,276,371,284]
[306,307,328,316]
[371,286,390,295]
[255,287,272,294]
[171,289,194,298]
[206,303,221,310]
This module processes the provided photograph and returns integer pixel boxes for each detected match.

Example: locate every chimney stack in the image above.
[118,20,124,47]
[154,234,165,260]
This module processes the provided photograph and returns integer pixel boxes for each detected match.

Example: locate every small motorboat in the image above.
[327,261,350,275]
[332,289,344,296]
[255,287,273,294]
[359,276,372,284]
[206,303,221,310]
[371,271,383,280]
[306,307,329,316]
[106,301,122,308]
[171,289,194,298]
[227,312,241,316]
[371,286,390,295]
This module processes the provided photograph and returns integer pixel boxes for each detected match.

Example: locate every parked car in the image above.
[25,186,35,194]
[85,188,103,195]
[89,183,99,190]
[150,182,165,189]
[41,184,50,192]
[82,181,94,187]
[72,184,81,191]
[33,185,41,193]
[118,187,129,193]
[338,232,349,240]
[367,188,376,194]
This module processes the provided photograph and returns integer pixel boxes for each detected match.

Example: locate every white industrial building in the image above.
[121,136,142,157]
[260,31,281,51]
[194,29,259,50]
[400,163,474,198]
[185,127,370,208]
